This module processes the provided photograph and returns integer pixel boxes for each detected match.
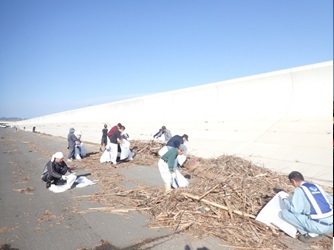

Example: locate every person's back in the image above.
[108,123,122,139]
[166,135,186,148]
[163,129,172,142]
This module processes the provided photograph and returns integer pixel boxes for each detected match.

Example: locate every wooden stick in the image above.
[182,192,256,219]
[198,183,220,200]
[78,207,150,214]
[223,198,234,221]
[137,144,150,154]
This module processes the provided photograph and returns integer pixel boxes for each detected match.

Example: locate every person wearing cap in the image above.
[153,126,172,143]
[67,128,80,162]
[41,152,72,188]
[280,171,333,242]
[166,134,188,149]
[158,144,187,193]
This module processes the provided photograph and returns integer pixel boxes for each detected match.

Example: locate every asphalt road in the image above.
[0,128,225,250]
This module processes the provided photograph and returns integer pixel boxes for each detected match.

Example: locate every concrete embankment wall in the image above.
[15,61,333,186]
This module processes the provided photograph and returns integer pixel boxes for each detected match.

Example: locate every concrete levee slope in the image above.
[15,61,333,187]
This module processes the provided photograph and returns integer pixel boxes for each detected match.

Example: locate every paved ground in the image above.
[0,128,332,250]
[0,128,227,250]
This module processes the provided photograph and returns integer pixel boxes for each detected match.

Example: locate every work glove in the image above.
[61,175,67,180]
[171,172,176,179]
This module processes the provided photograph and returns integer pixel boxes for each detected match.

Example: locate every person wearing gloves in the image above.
[67,127,80,162]
[41,152,72,188]
[153,126,172,143]
[158,144,187,193]
[280,171,333,243]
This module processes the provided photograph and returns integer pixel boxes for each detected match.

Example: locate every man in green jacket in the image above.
[158,144,187,193]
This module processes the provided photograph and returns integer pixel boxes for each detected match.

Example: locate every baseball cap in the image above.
[182,134,189,141]
[178,144,187,156]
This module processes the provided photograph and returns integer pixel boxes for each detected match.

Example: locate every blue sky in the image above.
[0,0,332,119]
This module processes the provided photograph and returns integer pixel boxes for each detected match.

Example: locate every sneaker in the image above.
[298,233,324,243]
[46,182,51,189]
[67,159,72,162]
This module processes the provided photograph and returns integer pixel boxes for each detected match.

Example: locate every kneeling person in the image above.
[41,152,72,188]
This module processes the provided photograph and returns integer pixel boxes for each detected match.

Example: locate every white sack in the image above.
[75,176,96,188]
[158,146,168,156]
[119,139,131,160]
[255,191,297,238]
[48,174,77,193]
[100,145,112,163]
[48,174,96,193]
[171,169,189,189]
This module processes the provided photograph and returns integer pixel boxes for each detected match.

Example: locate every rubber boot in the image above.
[165,183,172,193]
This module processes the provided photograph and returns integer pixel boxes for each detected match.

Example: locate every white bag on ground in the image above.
[100,145,112,163]
[48,174,77,193]
[48,174,96,193]
[171,169,189,189]
[255,191,297,238]
[75,176,96,188]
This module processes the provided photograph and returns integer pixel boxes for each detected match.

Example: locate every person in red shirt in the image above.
[107,123,122,141]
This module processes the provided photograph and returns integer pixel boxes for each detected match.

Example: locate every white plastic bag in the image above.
[48,174,77,193]
[255,191,297,238]
[158,146,168,156]
[75,176,96,188]
[171,169,189,189]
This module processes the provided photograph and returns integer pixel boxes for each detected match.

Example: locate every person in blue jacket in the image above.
[280,171,333,243]
[166,134,188,149]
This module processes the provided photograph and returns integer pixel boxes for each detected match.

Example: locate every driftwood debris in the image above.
[181,192,256,219]
[52,139,333,250]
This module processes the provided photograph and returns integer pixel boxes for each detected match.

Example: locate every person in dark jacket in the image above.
[107,123,123,141]
[100,124,108,152]
[41,152,72,188]
[67,128,80,162]
[109,125,125,164]
[166,134,189,149]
